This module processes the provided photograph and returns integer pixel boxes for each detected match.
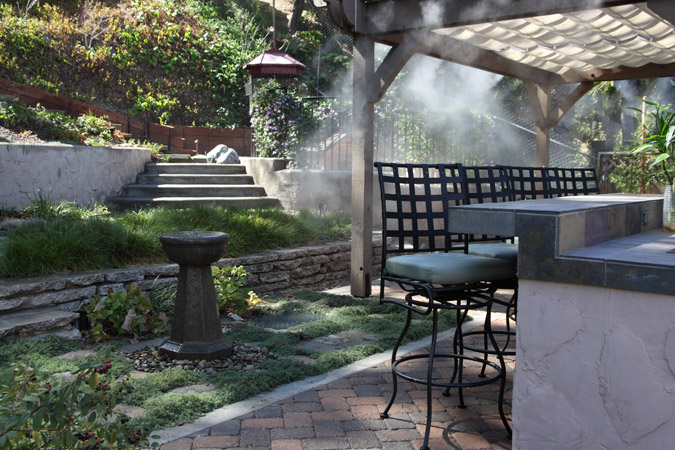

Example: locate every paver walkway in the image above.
[158,286,515,450]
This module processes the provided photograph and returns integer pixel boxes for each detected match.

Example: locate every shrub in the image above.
[0,357,140,449]
[84,283,169,342]
[0,100,120,145]
[212,265,260,316]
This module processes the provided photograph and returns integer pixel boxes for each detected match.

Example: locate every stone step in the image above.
[136,173,254,185]
[107,196,282,209]
[145,162,246,175]
[0,308,80,340]
[122,184,267,197]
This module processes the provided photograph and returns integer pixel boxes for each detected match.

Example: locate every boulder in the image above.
[207,145,240,164]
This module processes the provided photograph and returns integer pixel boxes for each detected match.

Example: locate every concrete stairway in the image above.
[107,162,281,209]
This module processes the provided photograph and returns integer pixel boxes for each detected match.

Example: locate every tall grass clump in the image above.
[0,204,350,278]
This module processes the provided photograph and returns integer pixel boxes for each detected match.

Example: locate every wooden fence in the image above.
[0,77,253,155]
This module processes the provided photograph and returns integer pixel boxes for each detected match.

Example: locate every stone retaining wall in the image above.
[0,144,152,208]
[0,239,383,318]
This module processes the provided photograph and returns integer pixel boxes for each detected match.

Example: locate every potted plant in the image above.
[630,99,675,231]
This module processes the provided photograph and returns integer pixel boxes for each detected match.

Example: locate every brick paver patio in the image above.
[158,287,515,450]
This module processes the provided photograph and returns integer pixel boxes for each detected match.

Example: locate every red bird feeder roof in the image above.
[244,50,306,76]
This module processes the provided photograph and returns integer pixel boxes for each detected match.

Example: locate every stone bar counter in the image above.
[448,194,675,450]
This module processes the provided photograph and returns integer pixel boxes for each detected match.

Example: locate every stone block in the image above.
[227,253,280,265]
[97,283,126,296]
[0,278,66,298]
[245,263,275,274]
[53,300,84,312]
[326,261,350,272]
[136,277,177,291]
[144,264,179,277]
[332,252,351,262]
[26,286,97,309]
[293,264,322,278]
[304,243,341,256]
[275,248,309,260]
[259,271,290,283]
[275,259,302,270]
[104,269,145,283]
[0,308,79,339]
[66,273,105,286]
[295,273,326,287]
[311,255,331,265]
[0,298,26,312]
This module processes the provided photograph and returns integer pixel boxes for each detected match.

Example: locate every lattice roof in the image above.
[435,4,675,77]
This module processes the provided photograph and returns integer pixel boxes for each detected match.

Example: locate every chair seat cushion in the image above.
[467,243,518,262]
[385,252,516,285]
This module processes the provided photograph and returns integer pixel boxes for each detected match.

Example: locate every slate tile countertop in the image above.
[448,194,675,295]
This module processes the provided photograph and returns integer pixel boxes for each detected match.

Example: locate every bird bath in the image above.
[159,231,233,360]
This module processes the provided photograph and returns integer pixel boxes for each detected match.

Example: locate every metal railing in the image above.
[295,97,594,171]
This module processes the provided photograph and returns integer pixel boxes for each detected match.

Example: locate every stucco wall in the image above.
[0,144,151,208]
[513,279,675,450]
[240,157,382,225]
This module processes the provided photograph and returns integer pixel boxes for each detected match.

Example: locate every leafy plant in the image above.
[212,265,260,316]
[629,98,675,185]
[608,148,668,194]
[0,357,141,449]
[84,283,169,342]
[0,99,120,145]
[250,80,312,166]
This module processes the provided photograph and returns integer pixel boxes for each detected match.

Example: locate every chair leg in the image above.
[443,306,468,406]
[381,308,413,419]
[485,297,511,437]
[420,307,439,450]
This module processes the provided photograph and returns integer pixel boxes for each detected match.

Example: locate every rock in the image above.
[206,145,240,164]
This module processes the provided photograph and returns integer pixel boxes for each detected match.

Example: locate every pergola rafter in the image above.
[324,0,675,296]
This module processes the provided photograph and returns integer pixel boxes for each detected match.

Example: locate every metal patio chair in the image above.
[458,165,519,376]
[555,167,600,196]
[505,166,562,200]
[375,162,515,449]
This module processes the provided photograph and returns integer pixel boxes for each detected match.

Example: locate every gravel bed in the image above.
[121,341,279,374]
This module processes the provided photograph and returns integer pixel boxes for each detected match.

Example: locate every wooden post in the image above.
[524,81,552,166]
[351,33,375,298]
[534,84,551,167]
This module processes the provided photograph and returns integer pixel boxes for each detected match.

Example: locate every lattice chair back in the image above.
[462,165,514,243]
[505,166,562,200]
[375,162,467,259]
[556,167,600,196]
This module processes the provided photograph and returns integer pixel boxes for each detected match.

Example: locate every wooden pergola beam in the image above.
[547,81,594,128]
[369,34,422,103]
[376,31,565,85]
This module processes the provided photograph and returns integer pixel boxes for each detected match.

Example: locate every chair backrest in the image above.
[462,165,512,205]
[555,167,600,196]
[375,162,467,257]
[505,166,562,200]
[462,165,514,242]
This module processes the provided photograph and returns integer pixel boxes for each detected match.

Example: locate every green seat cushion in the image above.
[385,252,516,285]
[467,243,518,262]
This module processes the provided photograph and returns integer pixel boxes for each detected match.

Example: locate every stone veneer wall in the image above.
[0,240,383,330]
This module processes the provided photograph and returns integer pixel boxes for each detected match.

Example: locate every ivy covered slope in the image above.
[0,0,272,127]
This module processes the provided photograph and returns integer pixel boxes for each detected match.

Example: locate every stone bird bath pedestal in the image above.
[159,231,233,360]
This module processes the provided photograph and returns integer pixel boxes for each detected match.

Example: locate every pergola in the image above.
[323,0,675,297]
